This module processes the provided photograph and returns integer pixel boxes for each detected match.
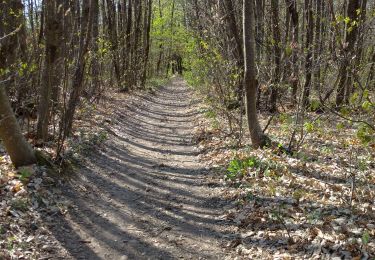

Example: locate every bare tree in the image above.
[36,0,63,141]
[243,0,269,148]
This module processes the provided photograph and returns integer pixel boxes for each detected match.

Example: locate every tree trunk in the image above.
[302,0,314,108]
[269,0,281,113]
[313,0,322,92]
[37,0,63,141]
[243,0,268,148]
[156,0,164,75]
[0,87,36,167]
[286,0,299,104]
[0,0,36,167]
[335,0,361,107]
[106,0,122,88]
[62,0,94,137]
[90,0,100,97]
[224,0,244,102]
[141,0,152,87]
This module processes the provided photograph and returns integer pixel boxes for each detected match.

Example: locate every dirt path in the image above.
[51,78,234,259]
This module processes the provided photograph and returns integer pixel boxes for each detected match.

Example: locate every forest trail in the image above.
[51,77,233,259]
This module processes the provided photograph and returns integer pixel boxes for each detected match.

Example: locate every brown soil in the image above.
[50,77,235,259]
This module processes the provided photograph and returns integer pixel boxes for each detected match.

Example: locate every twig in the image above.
[320,103,375,131]
[0,24,23,43]
[296,113,324,151]
[263,114,275,133]
[349,148,356,207]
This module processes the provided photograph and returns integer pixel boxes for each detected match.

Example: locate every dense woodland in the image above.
[0,0,374,259]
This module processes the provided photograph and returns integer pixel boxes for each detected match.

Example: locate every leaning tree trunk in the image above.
[0,87,36,167]
[0,0,36,167]
[243,0,268,148]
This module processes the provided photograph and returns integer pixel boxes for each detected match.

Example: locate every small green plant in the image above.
[226,156,260,180]
[17,168,32,183]
[292,188,305,203]
[362,230,370,245]
[226,156,284,182]
[321,145,333,156]
[7,236,16,250]
[357,123,374,145]
[309,99,321,111]
[268,183,277,196]
[204,109,216,119]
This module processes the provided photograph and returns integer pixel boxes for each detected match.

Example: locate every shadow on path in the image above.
[48,78,233,259]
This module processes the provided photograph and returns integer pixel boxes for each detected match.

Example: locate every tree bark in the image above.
[269,0,281,113]
[106,0,122,88]
[286,0,299,104]
[141,0,152,87]
[335,0,361,107]
[37,0,63,141]
[243,0,268,148]
[0,87,36,167]
[62,0,94,137]
[224,0,244,102]
[302,0,314,108]
[0,0,36,167]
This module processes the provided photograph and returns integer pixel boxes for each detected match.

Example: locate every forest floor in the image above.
[1,77,374,259]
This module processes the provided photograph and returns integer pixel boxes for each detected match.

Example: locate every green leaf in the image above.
[336,122,345,130]
[304,122,314,133]
[340,107,350,117]
[310,100,320,111]
[285,46,293,56]
[362,101,372,111]
[362,231,370,245]
[349,92,359,105]
[357,124,374,145]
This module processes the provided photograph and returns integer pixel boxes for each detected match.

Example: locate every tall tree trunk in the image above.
[90,0,100,96]
[335,0,361,107]
[106,0,122,88]
[302,0,314,108]
[132,0,143,85]
[0,0,36,167]
[62,0,94,137]
[37,0,63,141]
[224,0,244,102]
[287,0,299,104]
[156,0,164,75]
[124,0,133,89]
[141,0,152,87]
[243,0,268,148]
[269,0,282,113]
[0,87,36,167]
[313,0,322,92]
